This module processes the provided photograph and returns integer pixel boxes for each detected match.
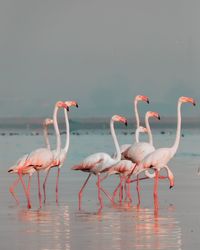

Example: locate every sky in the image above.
[0,0,199,118]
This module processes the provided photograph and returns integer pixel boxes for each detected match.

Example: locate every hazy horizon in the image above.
[0,1,199,119]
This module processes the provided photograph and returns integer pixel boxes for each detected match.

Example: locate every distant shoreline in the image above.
[0,116,199,130]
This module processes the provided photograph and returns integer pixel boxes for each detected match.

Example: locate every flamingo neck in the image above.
[135,127,140,143]
[145,114,153,145]
[134,99,140,129]
[63,108,70,153]
[53,106,61,157]
[110,119,121,162]
[171,101,182,155]
[43,124,51,150]
[164,165,174,187]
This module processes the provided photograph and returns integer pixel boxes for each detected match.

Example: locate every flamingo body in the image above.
[72,152,119,174]
[125,142,155,164]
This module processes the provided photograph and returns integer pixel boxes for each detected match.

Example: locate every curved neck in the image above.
[63,108,70,153]
[135,127,140,143]
[145,115,153,146]
[171,101,182,155]
[110,119,121,162]
[53,106,61,156]
[134,99,140,129]
[43,124,51,150]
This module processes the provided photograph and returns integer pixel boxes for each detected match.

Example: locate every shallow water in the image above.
[1,130,200,249]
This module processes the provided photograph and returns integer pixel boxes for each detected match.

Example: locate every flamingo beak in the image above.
[157,115,161,120]
[76,103,79,108]
[125,121,128,126]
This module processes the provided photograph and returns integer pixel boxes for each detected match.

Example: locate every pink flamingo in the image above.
[43,118,54,150]
[43,100,78,203]
[124,111,160,164]
[8,118,53,206]
[114,95,149,158]
[101,126,148,203]
[72,115,128,210]
[131,96,196,209]
[9,101,68,209]
[122,111,160,203]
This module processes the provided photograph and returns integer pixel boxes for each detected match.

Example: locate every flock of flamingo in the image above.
[8,95,196,212]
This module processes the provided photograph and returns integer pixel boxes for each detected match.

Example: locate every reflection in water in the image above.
[17,206,71,250]
[134,206,182,250]
[74,204,182,250]
[14,201,182,250]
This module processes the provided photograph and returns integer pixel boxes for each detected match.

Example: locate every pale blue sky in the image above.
[0,0,199,118]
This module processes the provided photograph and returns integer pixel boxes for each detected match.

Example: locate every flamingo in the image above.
[43,100,78,203]
[124,111,160,164]
[101,126,148,203]
[114,95,149,159]
[8,117,53,206]
[43,118,54,150]
[9,101,68,209]
[72,115,128,210]
[131,96,196,209]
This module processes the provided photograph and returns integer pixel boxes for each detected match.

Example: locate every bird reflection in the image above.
[17,206,71,250]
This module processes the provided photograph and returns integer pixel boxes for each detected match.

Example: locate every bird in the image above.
[8,117,53,207]
[115,95,149,158]
[43,118,54,150]
[131,96,196,209]
[101,126,148,203]
[122,111,160,204]
[72,115,128,210]
[42,100,78,203]
[9,101,68,209]
[124,111,160,164]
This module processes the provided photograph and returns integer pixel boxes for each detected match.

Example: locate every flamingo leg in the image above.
[18,172,31,209]
[127,181,132,202]
[112,176,124,202]
[27,175,31,199]
[9,177,20,205]
[37,172,42,208]
[98,174,114,204]
[56,168,60,204]
[136,175,141,206]
[129,175,167,183]
[97,174,103,209]
[119,176,124,203]
[78,173,92,210]
[43,168,51,203]
[153,170,159,211]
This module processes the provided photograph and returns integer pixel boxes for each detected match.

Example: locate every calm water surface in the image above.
[1,130,200,249]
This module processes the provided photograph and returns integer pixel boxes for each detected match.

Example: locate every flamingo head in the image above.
[146,111,160,120]
[65,100,79,108]
[112,115,128,126]
[179,96,196,106]
[43,118,53,126]
[56,101,69,111]
[135,95,150,104]
[138,126,148,133]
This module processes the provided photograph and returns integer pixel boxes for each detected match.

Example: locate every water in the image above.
[1,129,200,249]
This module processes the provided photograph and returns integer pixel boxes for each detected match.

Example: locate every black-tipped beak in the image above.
[76,104,79,108]
[125,121,128,126]
[67,106,69,111]
[193,102,196,106]
[147,99,150,104]
[158,115,161,120]
[169,185,173,189]
[8,169,12,173]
